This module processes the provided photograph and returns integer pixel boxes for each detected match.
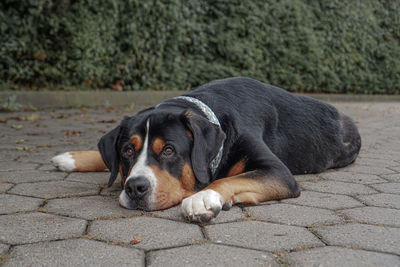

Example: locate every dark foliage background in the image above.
[1,0,399,93]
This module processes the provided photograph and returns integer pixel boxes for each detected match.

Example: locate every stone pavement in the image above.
[0,101,399,266]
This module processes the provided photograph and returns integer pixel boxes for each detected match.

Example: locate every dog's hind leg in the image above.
[51,151,107,172]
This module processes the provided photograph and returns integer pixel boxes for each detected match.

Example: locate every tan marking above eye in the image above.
[130,135,142,151]
[152,138,165,155]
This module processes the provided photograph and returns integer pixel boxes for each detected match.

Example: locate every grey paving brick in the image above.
[357,193,400,209]
[0,243,9,254]
[281,191,364,210]
[0,170,65,183]
[370,182,400,194]
[3,239,144,267]
[293,174,321,182]
[246,203,343,227]
[45,195,139,220]
[0,194,43,214]
[314,223,400,254]
[8,181,99,199]
[147,243,277,267]
[300,181,377,195]
[0,161,38,172]
[205,221,323,252]
[89,216,203,250]
[100,181,123,197]
[320,171,385,184]
[66,172,109,185]
[0,212,86,245]
[356,157,399,168]
[286,246,400,267]
[381,173,400,182]
[0,183,13,193]
[338,164,395,175]
[340,207,400,227]
[150,205,246,223]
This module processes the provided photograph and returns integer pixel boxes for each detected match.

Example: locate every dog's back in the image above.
[186,77,361,174]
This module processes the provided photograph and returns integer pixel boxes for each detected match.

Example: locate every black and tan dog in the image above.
[52,77,361,222]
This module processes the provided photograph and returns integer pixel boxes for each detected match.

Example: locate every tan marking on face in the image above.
[150,165,195,210]
[181,163,196,191]
[152,138,165,155]
[71,151,107,172]
[226,159,246,177]
[205,171,292,205]
[130,135,143,151]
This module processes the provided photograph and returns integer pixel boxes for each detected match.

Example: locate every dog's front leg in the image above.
[181,168,300,223]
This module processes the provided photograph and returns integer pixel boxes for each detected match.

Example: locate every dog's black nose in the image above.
[125,177,150,199]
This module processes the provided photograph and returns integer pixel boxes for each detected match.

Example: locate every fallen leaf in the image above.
[129,235,142,245]
[15,139,25,144]
[12,124,23,130]
[24,114,40,121]
[80,107,88,113]
[16,146,31,151]
[65,130,81,137]
[27,133,39,136]
[52,114,70,119]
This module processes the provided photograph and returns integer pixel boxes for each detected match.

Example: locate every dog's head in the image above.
[98,108,225,211]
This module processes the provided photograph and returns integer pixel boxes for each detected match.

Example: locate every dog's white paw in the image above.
[181,189,223,223]
[51,152,76,172]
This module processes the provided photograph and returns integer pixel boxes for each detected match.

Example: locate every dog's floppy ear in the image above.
[181,111,226,186]
[98,125,121,187]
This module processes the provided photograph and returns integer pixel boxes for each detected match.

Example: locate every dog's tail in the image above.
[51,151,107,172]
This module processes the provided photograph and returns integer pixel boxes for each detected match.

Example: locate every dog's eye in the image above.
[162,145,175,157]
[125,147,134,157]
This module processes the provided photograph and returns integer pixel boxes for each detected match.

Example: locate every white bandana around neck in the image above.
[161,96,224,176]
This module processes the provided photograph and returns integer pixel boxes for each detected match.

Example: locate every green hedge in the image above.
[1,0,399,93]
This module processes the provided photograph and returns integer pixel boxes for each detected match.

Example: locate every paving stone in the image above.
[147,243,277,267]
[3,239,144,267]
[0,212,87,245]
[338,164,395,175]
[8,181,99,199]
[150,205,246,223]
[100,180,123,197]
[381,173,400,182]
[320,171,385,184]
[246,203,343,227]
[0,161,38,172]
[356,193,400,209]
[205,221,323,252]
[281,191,364,210]
[314,223,400,255]
[0,243,9,254]
[0,183,13,193]
[340,207,400,227]
[370,182,400,194]
[286,246,400,267]
[89,216,203,250]
[45,195,139,220]
[356,157,399,168]
[300,181,377,195]
[293,174,321,182]
[0,194,43,214]
[0,170,65,183]
[66,172,109,185]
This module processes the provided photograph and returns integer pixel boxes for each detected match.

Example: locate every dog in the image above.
[52,77,361,222]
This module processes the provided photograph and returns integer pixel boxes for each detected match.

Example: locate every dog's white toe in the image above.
[51,152,76,172]
[181,189,223,222]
